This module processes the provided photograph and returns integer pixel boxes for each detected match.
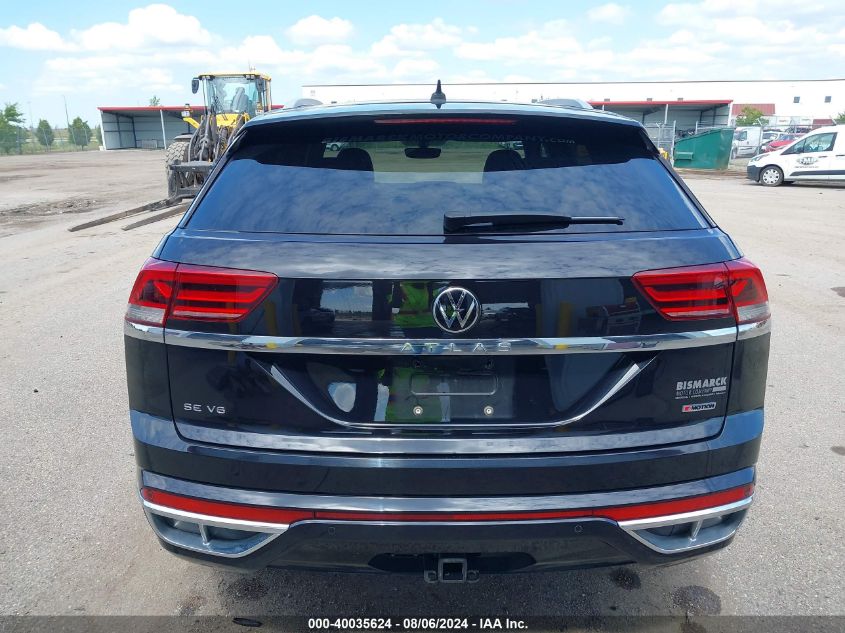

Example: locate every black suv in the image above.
[125,100,770,579]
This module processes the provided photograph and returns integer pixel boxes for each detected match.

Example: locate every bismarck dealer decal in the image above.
[675,377,727,400]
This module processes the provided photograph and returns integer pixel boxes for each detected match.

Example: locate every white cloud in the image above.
[392,57,439,79]
[446,69,497,84]
[449,0,843,82]
[667,29,694,44]
[0,22,72,51]
[831,30,845,56]
[456,33,581,64]
[219,35,308,68]
[659,0,828,25]
[587,3,630,24]
[37,52,192,95]
[285,15,353,46]
[455,21,614,74]
[625,40,716,65]
[73,4,210,50]
[10,0,845,121]
[305,44,387,78]
[588,36,613,48]
[371,18,464,57]
[647,0,844,79]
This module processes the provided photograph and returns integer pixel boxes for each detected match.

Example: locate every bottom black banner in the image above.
[1,616,843,633]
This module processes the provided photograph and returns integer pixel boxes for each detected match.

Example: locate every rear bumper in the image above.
[147,498,751,573]
[132,409,762,573]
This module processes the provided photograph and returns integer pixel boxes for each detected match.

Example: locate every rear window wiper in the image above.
[443,212,624,233]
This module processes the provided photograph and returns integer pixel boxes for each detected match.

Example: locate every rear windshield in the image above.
[187,114,708,235]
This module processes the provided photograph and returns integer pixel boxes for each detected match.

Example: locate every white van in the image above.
[747,125,844,186]
[731,126,764,158]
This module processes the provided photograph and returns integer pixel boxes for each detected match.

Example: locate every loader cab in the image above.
[191,72,272,120]
[168,71,273,200]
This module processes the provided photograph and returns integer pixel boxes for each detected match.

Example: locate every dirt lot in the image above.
[0,150,164,236]
[0,150,843,621]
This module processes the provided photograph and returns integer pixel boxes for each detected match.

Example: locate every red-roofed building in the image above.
[304,78,844,131]
[97,105,282,150]
[98,106,203,150]
[590,99,732,129]
[731,103,776,117]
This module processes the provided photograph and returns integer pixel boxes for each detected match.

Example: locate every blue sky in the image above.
[1,1,843,126]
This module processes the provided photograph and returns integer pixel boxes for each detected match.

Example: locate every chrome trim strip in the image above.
[295,517,615,529]
[144,497,613,559]
[174,415,723,454]
[124,320,164,343]
[623,522,737,555]
[737,317,772,340]
[619,497,752,554]
[263,357,653,430]
[145,498,610,532]
[142,469,754,513]
[161,326,738,355]
[143,506,281,558]
[143,500,290,534]
[617,497,753,531]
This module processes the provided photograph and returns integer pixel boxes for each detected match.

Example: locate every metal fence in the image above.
[643,122,677,160]
[693,122,730,135]
[0,126,101,155]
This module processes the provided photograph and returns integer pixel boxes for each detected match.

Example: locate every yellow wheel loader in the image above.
[166,72,272,199]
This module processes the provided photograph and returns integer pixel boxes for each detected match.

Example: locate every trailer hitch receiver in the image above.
[424,556,479,583]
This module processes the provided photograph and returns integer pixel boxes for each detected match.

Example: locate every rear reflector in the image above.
[125,258,277,326]
[633,258,769,324]
[141,483,753,526]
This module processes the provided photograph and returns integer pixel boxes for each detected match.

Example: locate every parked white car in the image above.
[761,130,781,144]
[747,125,844,186]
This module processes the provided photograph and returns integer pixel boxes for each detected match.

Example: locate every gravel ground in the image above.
[0,150,164,236]
[0,151,842,620]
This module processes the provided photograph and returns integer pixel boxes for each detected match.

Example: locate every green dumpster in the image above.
[672,128,734,170]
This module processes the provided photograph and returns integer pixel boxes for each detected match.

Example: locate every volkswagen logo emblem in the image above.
[432,287,480,333]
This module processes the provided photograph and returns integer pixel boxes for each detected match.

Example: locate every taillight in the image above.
[125,258,277,325]
[125,259,177,325]
[169,264,278,321]
[724,259,770,324]
[633,258,769,324]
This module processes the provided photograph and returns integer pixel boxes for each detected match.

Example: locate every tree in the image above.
[835,112,845,124]
[36,119,54,147]
[735,106,768,126]
[149,95,161,106]
[3,103,24,125]
[0,102,26,154]
[68,116,92,148]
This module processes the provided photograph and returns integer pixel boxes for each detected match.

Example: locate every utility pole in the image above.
[27,101,34,148]
[63,95,77,149]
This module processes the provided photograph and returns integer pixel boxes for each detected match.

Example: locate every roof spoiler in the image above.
[291,98,323,109]
[537,98,594,110]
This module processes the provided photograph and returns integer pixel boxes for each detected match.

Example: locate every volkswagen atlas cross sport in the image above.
[124,97,771,581]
